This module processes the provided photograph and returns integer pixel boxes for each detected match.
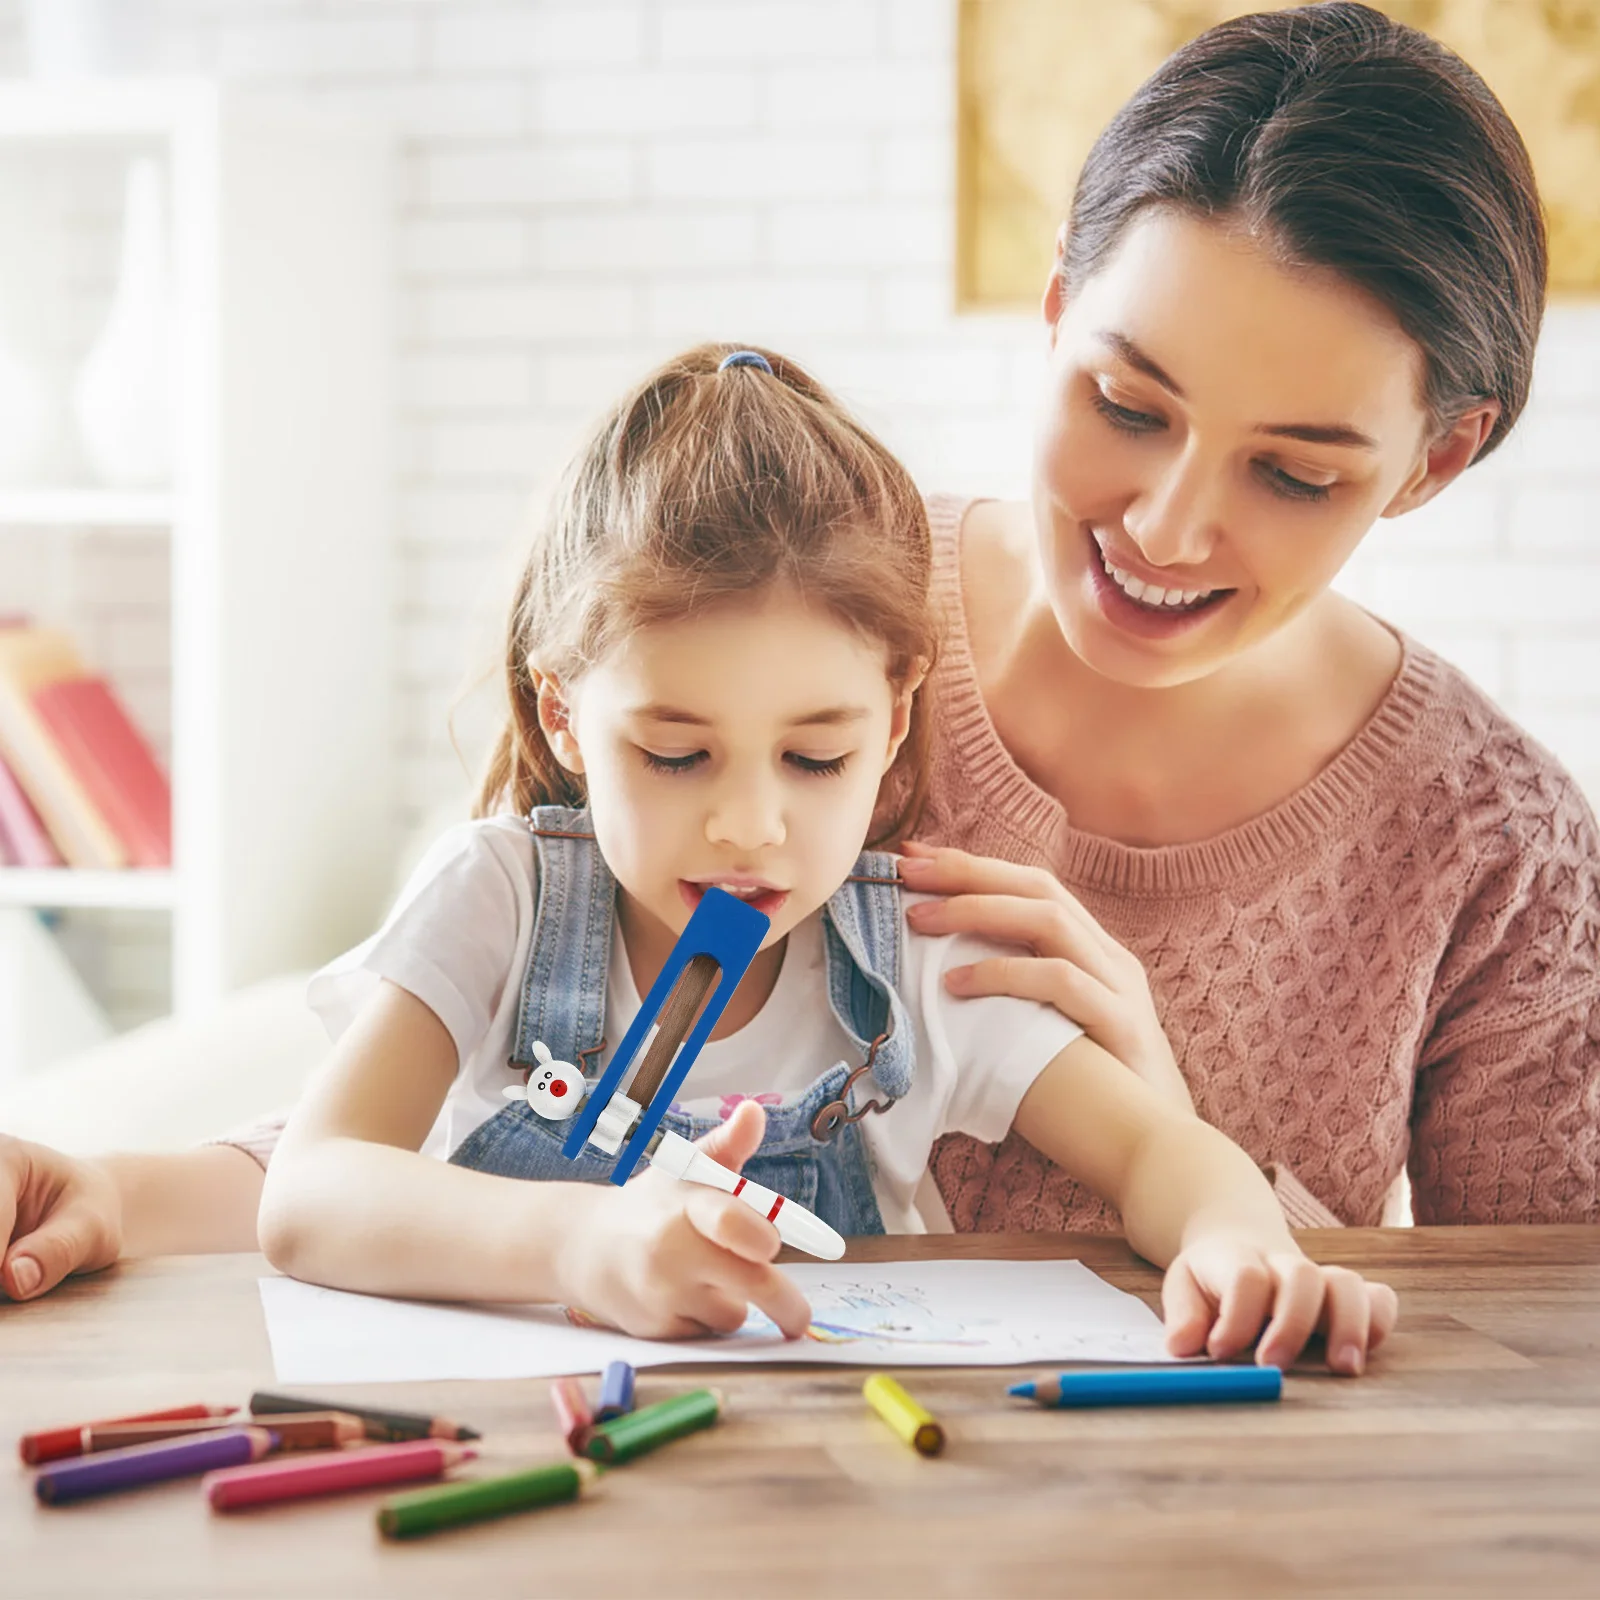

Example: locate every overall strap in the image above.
[510,805,613,1071]
[821,850,914,1100]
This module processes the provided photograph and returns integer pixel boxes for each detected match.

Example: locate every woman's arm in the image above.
[259,979,811,1336]
[1014,1036,1396,1373]
[1412,991,1599,1224]
[1,1137,265,1300]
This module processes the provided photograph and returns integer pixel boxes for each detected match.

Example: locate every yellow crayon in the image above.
[862,1373,944,1457]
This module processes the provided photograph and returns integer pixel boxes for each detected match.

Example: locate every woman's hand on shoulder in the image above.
[1162,1230,1399,1376]
[0,1134,122,1301]
[555,1102,812,1341]
[898,841,1192,1111]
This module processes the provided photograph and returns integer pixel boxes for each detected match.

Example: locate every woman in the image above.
[4,1,1594,1303]
[909,1,1597,1232]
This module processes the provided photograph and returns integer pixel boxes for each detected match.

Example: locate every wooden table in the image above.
[3,1228,1597,1599]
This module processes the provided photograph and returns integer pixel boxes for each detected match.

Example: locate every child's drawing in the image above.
[263,1259,1182,1384]
[755,1281,991,1347]
[566,1281,991,1347]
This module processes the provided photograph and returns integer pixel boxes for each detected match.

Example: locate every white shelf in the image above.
[0,868,176,911]
[0,490,175,527]
[0,81,394,1027]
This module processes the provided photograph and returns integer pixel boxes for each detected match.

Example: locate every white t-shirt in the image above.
[308,816,1083,1233]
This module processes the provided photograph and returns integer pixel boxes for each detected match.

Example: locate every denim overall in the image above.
[448,806,913,1237]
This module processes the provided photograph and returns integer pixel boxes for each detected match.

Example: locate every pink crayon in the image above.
[204,1438,477,1510]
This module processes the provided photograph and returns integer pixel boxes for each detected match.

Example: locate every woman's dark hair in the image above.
[1062,1,1547,458]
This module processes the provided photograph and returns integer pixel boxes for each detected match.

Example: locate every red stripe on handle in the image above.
[767,1196,785,1222]
[733,1177,746,1197]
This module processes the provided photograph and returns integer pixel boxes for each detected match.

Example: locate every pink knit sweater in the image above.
[921,496,1600,1230]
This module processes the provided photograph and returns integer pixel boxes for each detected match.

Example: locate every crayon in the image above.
[583,1388,720,1466]
[863,1373,945,1457]
[378,1459,597,1540]
[34,1428,277,1504]
[206,1440,477,1510]
[1008,1366,1283,1408]
[595,1360,635,1421]
[248,1391,480,1442]
[85,1412,363,1454]
[550,1377,594,1454]
[20,1403,238,1465]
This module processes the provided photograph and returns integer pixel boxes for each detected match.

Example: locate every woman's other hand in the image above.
[899,841,1192,1111]
[1163,1231,1399,1375]
[0,1134,122,1301]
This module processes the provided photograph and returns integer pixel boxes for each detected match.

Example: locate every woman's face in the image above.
[1033,208,1489,689]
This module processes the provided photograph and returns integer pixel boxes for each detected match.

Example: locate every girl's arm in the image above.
[258,979,811,1337]
[1013,1037,1398,1374]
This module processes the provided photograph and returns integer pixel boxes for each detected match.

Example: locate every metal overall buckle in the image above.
[809,1033,895,1143]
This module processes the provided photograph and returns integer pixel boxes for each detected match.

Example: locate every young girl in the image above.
[260,343,1395,1371]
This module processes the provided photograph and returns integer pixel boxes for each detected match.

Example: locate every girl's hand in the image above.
[1162,1232,1399,1375]
[0,1135,123,1302]
[898,841,1192,1110]
[557,1101,813,1341]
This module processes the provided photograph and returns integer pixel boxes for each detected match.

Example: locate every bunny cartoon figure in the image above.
[503,1040,586,1120]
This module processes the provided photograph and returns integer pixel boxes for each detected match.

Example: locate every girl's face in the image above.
[1034,208,1494,689]
[545,585,916,953]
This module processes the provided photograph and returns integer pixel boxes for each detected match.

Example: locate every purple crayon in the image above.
[34,1427,277,1503]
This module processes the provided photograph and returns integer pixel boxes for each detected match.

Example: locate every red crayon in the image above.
[20,1404,239,1465]
[550,1376,594,1454]
[204,1439,477,1511]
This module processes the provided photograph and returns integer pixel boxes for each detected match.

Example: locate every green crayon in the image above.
[377,1459,595,1539]
[583,1388,721,1465]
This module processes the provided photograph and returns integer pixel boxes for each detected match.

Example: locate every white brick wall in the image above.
[16,0,1594,828]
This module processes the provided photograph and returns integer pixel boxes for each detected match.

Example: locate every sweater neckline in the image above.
[927,494,1440,896]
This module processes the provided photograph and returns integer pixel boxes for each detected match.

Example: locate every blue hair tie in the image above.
[718,350,773,375]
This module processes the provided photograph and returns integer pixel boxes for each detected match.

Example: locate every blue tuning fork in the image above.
[560,886,769,1183]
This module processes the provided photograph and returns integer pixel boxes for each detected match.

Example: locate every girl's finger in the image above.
[681,1187,782,1264]
[682,1286,754,1337]
[1316,1267,1373,1375]
[1160,1257,1217,1357]
[736,1263,812,1340]
[1366,1281,1400,1351]
[1254,1254,1327,1370]
[1206,1258,1275,1359]
[692,1098,767,1173]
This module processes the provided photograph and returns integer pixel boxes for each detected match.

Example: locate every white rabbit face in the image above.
[523,1055,585,1120]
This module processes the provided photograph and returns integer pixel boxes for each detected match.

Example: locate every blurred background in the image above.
[0,1,1594,1124]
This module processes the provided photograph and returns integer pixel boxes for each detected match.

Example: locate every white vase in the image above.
[73,156,174,489]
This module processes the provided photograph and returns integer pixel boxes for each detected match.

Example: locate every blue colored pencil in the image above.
[596,1360,636,1421]
[1009,1366,1282,1408]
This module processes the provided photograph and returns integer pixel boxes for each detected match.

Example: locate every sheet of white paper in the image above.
[259,1260,1179,1385]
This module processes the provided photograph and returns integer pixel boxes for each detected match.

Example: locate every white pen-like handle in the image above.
[650,1131,845,1261]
